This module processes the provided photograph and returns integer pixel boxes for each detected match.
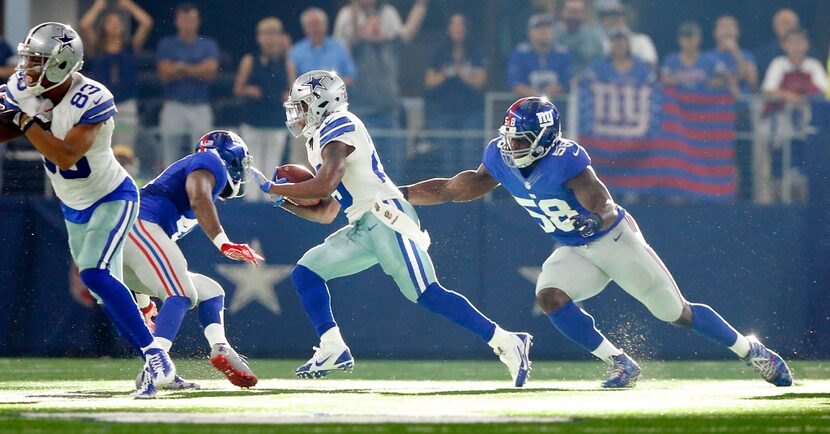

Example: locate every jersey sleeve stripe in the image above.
[320,124,356,145]
[4,98,20,111]
[319,116,351,137]
[6,91,18,104]
[77,109,115,125]
[80,99,115,120]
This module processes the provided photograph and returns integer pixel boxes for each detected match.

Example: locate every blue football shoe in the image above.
[130,367,157,399]
[296,343,354,379]
[601,353,641,389]
[743,336,793,387]
[144,348,176,388]
[493,332,533,387]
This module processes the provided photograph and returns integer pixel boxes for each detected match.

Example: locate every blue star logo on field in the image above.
[304,76,327,93]
[52,30,76,53]
[215,240,292,317]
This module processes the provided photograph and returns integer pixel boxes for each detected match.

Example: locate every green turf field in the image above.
[0,358,828,433]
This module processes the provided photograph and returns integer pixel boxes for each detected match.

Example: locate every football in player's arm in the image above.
[251,141,348,225]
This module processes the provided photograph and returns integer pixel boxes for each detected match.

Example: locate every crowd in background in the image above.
[0,0,827,201]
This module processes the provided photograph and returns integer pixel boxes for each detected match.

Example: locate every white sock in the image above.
[204,323,228,347]
[140,339,163,353]
[730,334,751,358]
[592,338,624,365]
[487,326,512,349]
[156,337,173,353]
[321,326,347,347]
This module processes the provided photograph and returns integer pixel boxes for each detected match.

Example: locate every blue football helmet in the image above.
[498,97,562,168]
[195,130,252,199]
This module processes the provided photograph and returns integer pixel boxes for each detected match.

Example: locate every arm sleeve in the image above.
[554,144,591,185]
[76,84,117,125]
[155,37,175,62]
[480,139,501,181]
[187,152,228,194]
[761,58,784,92]
[204,38,220,60]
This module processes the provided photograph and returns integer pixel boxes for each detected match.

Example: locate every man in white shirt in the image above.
[597,2,657,66]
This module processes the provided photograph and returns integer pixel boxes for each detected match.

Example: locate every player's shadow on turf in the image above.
[748,393,830,402]
[32,391,125,399]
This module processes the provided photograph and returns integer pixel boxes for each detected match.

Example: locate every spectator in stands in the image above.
[757,9,807,78]
[554,0,605,76]
[597,1,657,66]
[508,13,572,97]
[585,27,655,85]
[706,16,758,96]
[80,0,153,150]
[233,17,295,201]
[762,29,828,105]
[661,22,712,90]
[290,7,357,84]
[156,3,219,168]
[333,0,429,179]
[424,13,487,173]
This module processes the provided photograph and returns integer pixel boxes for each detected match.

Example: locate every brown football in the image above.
[276,164,321,206]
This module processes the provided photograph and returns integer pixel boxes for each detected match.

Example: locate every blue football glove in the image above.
[570,213,603,238]
[248,167,287,206]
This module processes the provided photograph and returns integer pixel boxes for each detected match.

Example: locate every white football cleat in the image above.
[295,343,354,379]
[131,367,157,399]
[143,348,176,388]
[135,368,200,390]
[493,332,533,387]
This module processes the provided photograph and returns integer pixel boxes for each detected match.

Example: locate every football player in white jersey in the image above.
[0,22,175,397]
[249,70,532,386]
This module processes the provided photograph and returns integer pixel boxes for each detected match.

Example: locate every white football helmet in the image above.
[284,70,348,138]
[16,22,84,96]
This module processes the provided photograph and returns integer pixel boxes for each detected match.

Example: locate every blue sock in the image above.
[80,268,154,349]
[547,301,605,352]
[689,303,739,347]
[199,295,224,328]
[154,295,190,344]
[417,282,496,342]
[292,265,337,337]
[100,304,143,358]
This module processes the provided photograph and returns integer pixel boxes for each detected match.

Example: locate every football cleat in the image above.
[130,367,157,399]
[602,353,641,388]
[743,336,793,387]
[210,343,258,388]
[493,332,533,387]
[144,348,176,388]
[135,369,200,390]
[295,343,354,379]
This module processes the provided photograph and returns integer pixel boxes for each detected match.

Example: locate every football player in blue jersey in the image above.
[402,97,793,388]
[123,130,262,397]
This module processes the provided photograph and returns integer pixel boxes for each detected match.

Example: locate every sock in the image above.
[153,295,190,349]
[487,326,512,349]
[156,337,173,352]
[689,303,750,358]
[100,303,143,357]
[321,326,347,347]
[199,296,228,347]
[80,268,154,350]
[417,282,497,342]
[547,301,622,363]
[292,265,337,337]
